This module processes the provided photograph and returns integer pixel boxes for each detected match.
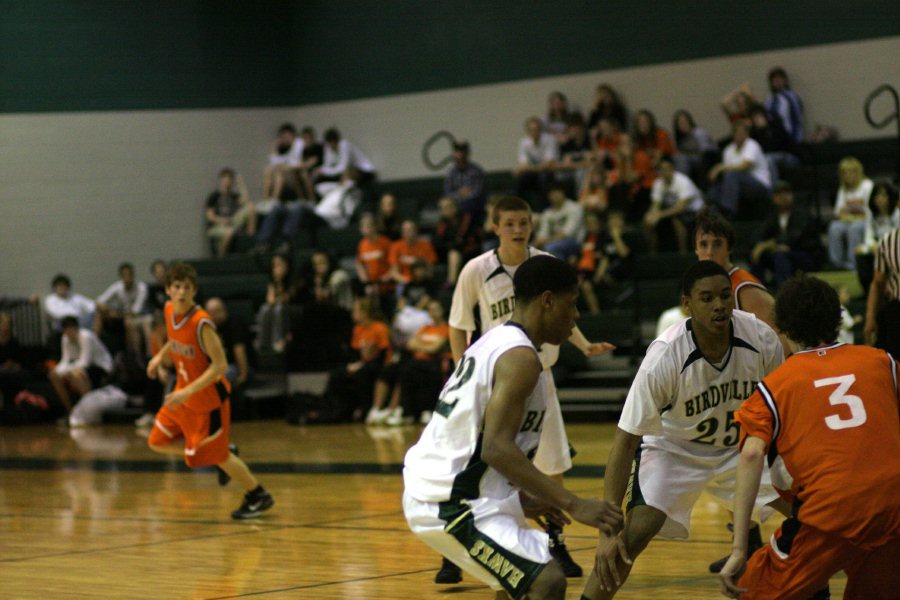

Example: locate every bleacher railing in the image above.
[864,84,899,179]
[0,297,47,347]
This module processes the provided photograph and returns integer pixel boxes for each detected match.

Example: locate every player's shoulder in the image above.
[733,309,777,339]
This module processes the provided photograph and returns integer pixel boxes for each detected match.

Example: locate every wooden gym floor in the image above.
[0,421,846,599]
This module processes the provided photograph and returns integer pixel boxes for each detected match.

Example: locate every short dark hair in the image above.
[218,167,236,179]
[278,123,296,135]
[492,196,531,224]
[166,262,198,288]
[514,255,578,304]
[452,140,470,152]
[775,275,841,347]
[60,315,79,330]
[869,180,899,215]
[301,126,315,137]
[52,274,71,288]
[682,260,730,296]
[694,208,736,251]
[118,262,134,274]
[324,128,341,143]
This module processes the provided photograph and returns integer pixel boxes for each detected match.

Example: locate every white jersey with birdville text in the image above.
[619,310,783,449]
[449,247,559,369]
[403,323,549,502]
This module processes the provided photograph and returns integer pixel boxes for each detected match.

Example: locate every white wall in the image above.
[1,36,897,297]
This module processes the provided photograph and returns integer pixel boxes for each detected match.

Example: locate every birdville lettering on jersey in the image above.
[170,340,196,359]
[684,379,758,417]
[468,539,526,589]
[490,296,516,321]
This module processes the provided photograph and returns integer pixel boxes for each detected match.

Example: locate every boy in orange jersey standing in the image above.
[146,262,274,519]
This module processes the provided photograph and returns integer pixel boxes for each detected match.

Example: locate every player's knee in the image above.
[530,559,567,599]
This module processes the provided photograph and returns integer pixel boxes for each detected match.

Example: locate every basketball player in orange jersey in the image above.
[721,275,900,599]
[146,262,274,519]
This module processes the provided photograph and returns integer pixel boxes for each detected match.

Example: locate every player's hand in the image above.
[146,355,162,379]
[569,497,623,535]
[164,389,190,408]
[718,550,748,598]
[519,491,570,529]
[583,342,616,357]
[594,531,631,592]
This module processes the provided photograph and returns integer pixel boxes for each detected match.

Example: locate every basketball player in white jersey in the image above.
[582,260,784,599]
[437,195,614,582]
[404,255,624,600]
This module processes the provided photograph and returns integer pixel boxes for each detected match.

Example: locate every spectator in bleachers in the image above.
[748,104,799,182]
[262,123,304,200]
[578,163,609,214]
[606,134,655,223]
[95,262,148,358]
[395,299,450,425]
[764,66,805,144]
[827,157,873,270]
[514,116,559,211]
[256,253,300,354]
[44,274,96,332]
[205,168,255,257]
[300,251,354,314]
[543,91,578,143]
[857,180,900,292]
[284,126,324,201]
[311,166,363,231]
[443,140,486,220]
[388,220,438,285]
[672,109,717,186]
[593,115,624,168]
[355,212,394,308]
[557,113,594,198]
[49,315,113,416]
[432,197,481,287]
[533,183,585,262]
[587,83,628,136]
[632,109,676,169]
[578,210,633,315]
[375,193,402,240]
[707,120,772,218]
[0,312,37,407]
[323,296,392,423]
[205,297,253,390]
[145,259,168,316]
[643,156,704,254]
[750,181,822,289]
[719,82,758,126]
[313,128,376,197]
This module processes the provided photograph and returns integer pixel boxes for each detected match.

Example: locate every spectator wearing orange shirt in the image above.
[323,297,392,423]
[355,212,393,300]
[607,134,656,223]
[632,109,677,168]
[388,220,438,285]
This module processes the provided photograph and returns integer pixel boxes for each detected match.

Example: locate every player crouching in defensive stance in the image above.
[403,255,624,600]
[582,260,785,599]
[720,275,900,599]
[146,262,274,520]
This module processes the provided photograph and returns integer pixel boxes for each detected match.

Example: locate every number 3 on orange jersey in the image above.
[814,374,867,431]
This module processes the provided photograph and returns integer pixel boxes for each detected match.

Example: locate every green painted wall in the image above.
[2,0,897,113]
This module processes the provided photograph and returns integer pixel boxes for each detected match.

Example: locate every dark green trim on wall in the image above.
[2,0,897,113]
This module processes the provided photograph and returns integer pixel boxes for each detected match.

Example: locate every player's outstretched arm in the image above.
[720,435,766,597]
[482,348,623,534]
[567,325,615,357]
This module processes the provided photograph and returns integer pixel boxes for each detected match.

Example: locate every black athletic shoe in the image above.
[709,523,763,573]
[216,444,238,487]
[434,558,462,584]
[231,487,274,520]
[548,524,583,578]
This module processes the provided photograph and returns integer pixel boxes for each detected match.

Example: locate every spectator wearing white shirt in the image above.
[96,262,148,357]
[644,157,704,253]
[44,274,96,332]
[313,128,376,197]
[263,123,305,200]
[827,157,873,270]
[708,120,772,218]
[514,116,559,211]
[49,316,113,415]
[533,184,585,262]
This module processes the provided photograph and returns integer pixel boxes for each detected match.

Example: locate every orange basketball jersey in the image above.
[165,301,230,412]
[737,343,900,549]
[729,266,767,311]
